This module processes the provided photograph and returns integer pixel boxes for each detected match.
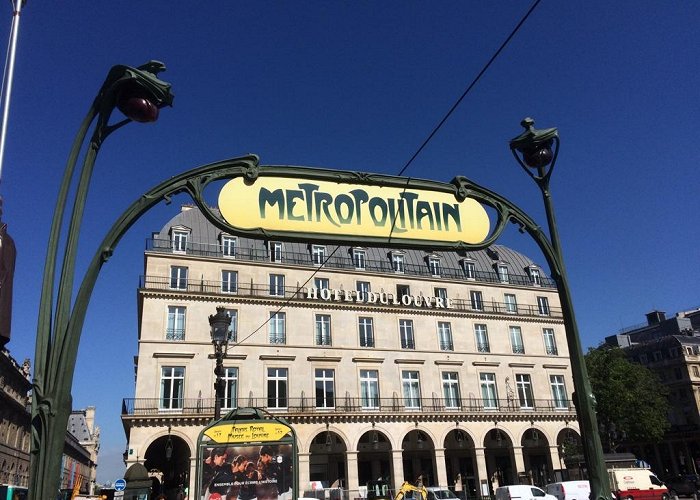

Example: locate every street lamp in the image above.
[209,306,231,420]
[509,118,611,500]
[30,61,173,500]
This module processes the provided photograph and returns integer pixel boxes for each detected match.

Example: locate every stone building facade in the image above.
[0,349,30,488]
[122,206,582,498]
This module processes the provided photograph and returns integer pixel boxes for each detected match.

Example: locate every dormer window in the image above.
[171,229,189,254]
[428,256,441,277]
[391,252,405,273]
[312,245,326,266]
[528,267,541,286]
[270,242,283,262]
[353,248,366,270]
[221,235,236,258]
[461,259,476,280]
[497,264,509,283]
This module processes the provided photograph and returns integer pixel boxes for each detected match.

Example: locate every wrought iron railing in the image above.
[439,340,454,351]
[121,396,575,416]
[476,342,491,353]
[140,275,564,319]
[146,237,557,288]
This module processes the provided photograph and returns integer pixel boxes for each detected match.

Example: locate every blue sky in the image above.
[1,1,699,484]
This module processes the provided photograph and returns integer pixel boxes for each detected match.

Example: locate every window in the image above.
[356,281,371,294]
[221,235,236,257]
[442,372,461,409]
[270,241,282,262]
[315,369,335,408]
[429,257,441,276]
[480,373,498,409]
[510,326,524,354]
[470,290,484,311]
[226,309,238,342]
[515,374,534,408]
[160,366,184,410]
[497,265,509,283]
[359,317,374,347]
[402,370,421,409]
[693,366,700,378]
[504,293,517,313]
[221,270,238,293]
[269,274,285,297]
[267,368,288,409]
[396,284,410,298]
[543,328,558,355]
[537,296,550,316]
[360,369,379,409]
[438,322,453,351]
[312,245,326,265]
[475,324,490,352]
[172,230,188,253]
[463,260,476,279]
[392,253,405,273]
[314,277,329,290]
[269,312,286,344]
[166,306,186,341]
[315,314,332,346]
[353,249,366,270]
[434,287,448,301]
[222,367,238,410]
[550,375,568,409]
[399,319,415,349]
[170,266,188,290]
[529,267,541,286]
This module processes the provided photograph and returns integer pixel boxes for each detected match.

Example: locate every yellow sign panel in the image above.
[204,422,292,444]
[218,177,490,244]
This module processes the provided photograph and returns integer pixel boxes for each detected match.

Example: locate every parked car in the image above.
[545,481,591,500]
[426,488,459,500]
[608,468,669,500]
[663,474,700,498]
[495,485,557,500]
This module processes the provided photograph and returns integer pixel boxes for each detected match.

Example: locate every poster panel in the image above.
[199,442,293,500]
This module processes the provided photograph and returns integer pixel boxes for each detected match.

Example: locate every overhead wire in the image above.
[227,0,543,350]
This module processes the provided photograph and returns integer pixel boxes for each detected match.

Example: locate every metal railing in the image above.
[146,237,557,288]
[122,396,575,416]
[140,275,564,319]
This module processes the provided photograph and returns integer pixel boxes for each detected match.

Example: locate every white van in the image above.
[545,481,591,500]
[608,468,669,500]
[495,485,558,500]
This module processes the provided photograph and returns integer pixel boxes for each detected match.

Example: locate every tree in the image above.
[585,346,670,452]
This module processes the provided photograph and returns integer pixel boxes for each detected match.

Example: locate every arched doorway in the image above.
[402,429,436,486]
[444,428,478,498]
[309,429,348,490]
[522,427,553,487]
[358,428,392,488]
[484,428,515,492]
[144,433,190,499]
[556,428,582,480]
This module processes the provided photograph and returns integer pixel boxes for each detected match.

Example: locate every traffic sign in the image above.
[114,478,126,491]
[114,492,124,499]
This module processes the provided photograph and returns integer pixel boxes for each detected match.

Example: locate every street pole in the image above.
[30,62,173,500]
[510,118,611,500]
[209,306,231,421]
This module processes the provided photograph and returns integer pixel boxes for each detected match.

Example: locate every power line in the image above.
[396,0,543,177]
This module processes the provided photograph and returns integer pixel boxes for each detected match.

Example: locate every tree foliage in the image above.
[585,347,670,451]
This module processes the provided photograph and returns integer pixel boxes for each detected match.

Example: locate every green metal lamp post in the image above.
[30,61,173,500]
[509,118,611,500]
[209,306,232,421]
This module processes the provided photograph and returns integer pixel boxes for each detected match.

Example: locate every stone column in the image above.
[347,451,360,497]
[298,452,311,493]
[474,448,489,497]
[392,450,405,493]
[512,446,526,481]
[434,448,448,487]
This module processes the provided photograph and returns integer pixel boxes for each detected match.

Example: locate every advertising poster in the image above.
[200,442,293,500]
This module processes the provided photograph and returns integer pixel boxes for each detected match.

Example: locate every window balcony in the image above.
[477,342,491,353]
[147,237,557,288]
[439,340,454,351]
[165,328,185,341]
[122,396,576,418]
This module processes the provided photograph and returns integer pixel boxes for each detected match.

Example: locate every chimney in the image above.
[646,310,666,325]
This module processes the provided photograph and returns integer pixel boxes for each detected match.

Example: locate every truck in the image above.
[608,468,669,500]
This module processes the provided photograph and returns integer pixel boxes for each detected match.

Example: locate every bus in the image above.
[0,485,29,500]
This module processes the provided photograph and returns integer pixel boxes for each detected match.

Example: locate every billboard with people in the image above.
[196,409,297,500]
